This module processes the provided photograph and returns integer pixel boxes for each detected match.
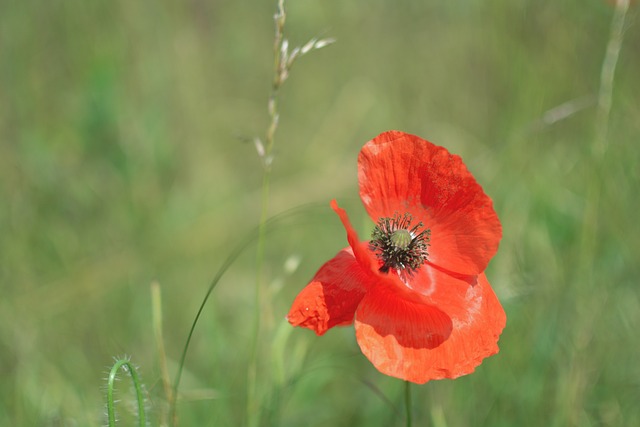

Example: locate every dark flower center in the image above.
[369,212,430,275]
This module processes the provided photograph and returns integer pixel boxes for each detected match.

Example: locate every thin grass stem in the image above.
[580,0,630,264]
[168,203,326,426]
[168,225,257,427]
[594,0,630,158]
[151,281,172,426]
[248,1,287,425]
[572,2,629,422]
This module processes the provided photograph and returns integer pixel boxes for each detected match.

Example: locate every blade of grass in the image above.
[168,203,326,426]
[580,0,630,264]
[151,281,172,426]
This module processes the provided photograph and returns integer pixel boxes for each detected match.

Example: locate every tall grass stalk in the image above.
[151,282,172,426]
[580,0,630,264]
[594,0,630,158]
[168,217,260,426]
[569,1,630,424]
[248,1,334,425]
[166,204,323,426]
[247,2,287,424]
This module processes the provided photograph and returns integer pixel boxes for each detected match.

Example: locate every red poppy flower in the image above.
[287,130,506,384]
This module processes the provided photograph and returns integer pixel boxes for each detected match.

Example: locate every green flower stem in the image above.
[405,381,413,427]
[107,358,146,427]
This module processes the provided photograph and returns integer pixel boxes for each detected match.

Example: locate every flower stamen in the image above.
[369,213,430,275]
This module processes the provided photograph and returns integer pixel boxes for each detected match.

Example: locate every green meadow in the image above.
[1,1,639,426]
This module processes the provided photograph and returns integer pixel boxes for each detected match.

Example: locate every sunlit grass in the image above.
[1,0,639,426]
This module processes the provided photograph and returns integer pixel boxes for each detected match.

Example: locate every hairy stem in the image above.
[107,358,146,427]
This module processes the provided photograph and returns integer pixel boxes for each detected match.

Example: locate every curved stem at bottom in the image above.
[107,359,146,427]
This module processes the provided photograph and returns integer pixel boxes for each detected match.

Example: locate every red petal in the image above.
[287,247,369,336]
[354,271,506,384]
[330,199,379,273]
[358,131,502,276]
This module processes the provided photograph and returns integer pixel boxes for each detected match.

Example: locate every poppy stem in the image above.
[405,381,413,427]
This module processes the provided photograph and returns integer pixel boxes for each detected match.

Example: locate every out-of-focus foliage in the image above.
[1,1,639,426]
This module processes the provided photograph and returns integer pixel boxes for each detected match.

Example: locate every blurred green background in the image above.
[1,0,639,426]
